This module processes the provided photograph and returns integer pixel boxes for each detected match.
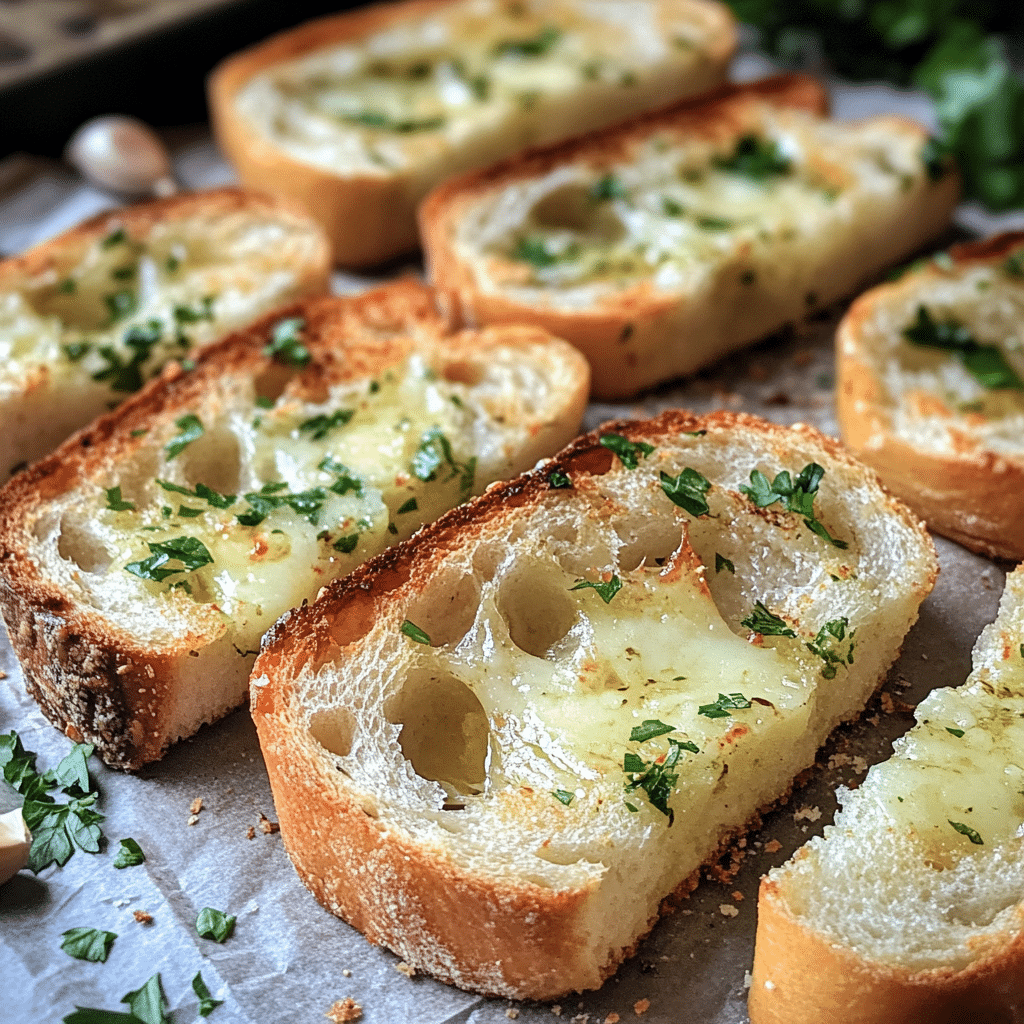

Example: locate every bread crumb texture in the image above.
[325,997,362,1022]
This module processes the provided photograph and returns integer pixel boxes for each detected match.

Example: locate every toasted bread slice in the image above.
[837,232,1024,562]
[420,74,960,399]
[749,563,1024,1024]
[0,280,588,769]
[250,410,937,1000]
[208,0,736,267]
[0,187,331,479]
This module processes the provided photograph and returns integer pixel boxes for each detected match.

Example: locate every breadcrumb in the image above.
[190,797,204,815]
[764,839,782,854]
[605,1014,621,1023]
[633,998,650,1015]
[506,1010,520,1020]
[395,961,415,978]
[258,812,280,834]
[325,998,362,1022]
[246,825,256,840]
[133,910,153,925]
[719,904,739,918]
[793,805,822,823]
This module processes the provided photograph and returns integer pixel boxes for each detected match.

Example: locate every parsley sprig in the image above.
[741,601,796,637]
[411,427,476,495]
[740,463,848,548]
[125,536,214,583]
[622,720,699,824]
[806,617,855,678]
[0,732,105,874]
[600,433,655,470]
[713,134,792,179]
[660,467,711,516]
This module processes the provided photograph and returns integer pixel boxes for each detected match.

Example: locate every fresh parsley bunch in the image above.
[0,731,105,873]
[728,0,1024,209]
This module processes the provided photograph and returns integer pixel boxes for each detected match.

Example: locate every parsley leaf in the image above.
[196,907,236,943]
[105,486,136,512]
[511,235,560,268]
[173,296,215,324]
[592,173,626,201]
[333,534,359,553]
[570,575,622,603]
[400,620,432,645]
[397,497,418,514]
[61,927,117,963]
[741,601,796,637]
[342,111,446,132]
[122,973,168,1024]
[113,837,146,868]
[547,468,573,489]
[164,414,204,459]
[494,25,562,57]
[946,726,965,737]
[622,732,698,824]
[949,819,984,845]
[698,692,752,719]
[600,433,655,470]
[264,317,310,367]
[660,467,710,516]
[740,463,848,548]
[125,536,214,583]
[552,789,575,806]
[713,134,792,179]
[410,427,475,494]
[298,409,354,440]
[806,617,856,678]
[715,553,735,574]
[192,972,223,1017]
[903,305,1024,390]
[103,289,137,325]
[629,720,676,742]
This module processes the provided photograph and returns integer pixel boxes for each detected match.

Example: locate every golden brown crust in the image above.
[208,0,736,268]
[749,875,1024,1024]
[837,231,1024,562]
[0,279,587,769]
[251,409,935,998]
[421,73,961,399]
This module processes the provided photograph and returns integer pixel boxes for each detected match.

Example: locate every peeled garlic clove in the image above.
[65,114,178,198]
[0,807,31,884]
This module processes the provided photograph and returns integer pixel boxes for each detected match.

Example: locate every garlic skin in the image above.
[65,115,178,198]
[0,807,31,884]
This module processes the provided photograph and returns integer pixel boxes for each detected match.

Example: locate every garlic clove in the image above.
[65,114,178,198]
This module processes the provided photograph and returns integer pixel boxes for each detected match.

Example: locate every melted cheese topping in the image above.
[54,357,478,651]
[235,0,721,175]
[458,108,930,307]
[854,254,1024,458]
[0,217,313,401]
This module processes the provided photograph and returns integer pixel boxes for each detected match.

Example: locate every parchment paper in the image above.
[2,52,1023,1024]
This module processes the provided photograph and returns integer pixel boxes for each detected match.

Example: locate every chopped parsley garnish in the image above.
[553,789,575,805]
[410,427,475,494]
[235,485,327,527]
[57,278,77,294]
[511,235,562,268]
[105,486,135,512]
[156,479,235,508]
[696,215,734,230]
[101,227,127,248]
[193,972,223,1017]
[570,575,622,603]
[397,497,418,514]
[740,463,848,548]
[622,724,698,824]
[949,820,984,845]
[592,174,626,201]
[494,25,561,57]
[342,111,446,132]
[600,433,655,470]
[173,296,215,324]
[660,467,710,516]
[0,732,104,873]
[662,196,685,216]
[946,727,965,737]
[629,720,676,742]
[110,264,136,281]
[547,468,573,489]
[61,927,117,963]
[103,289,137,324]
[264,317,310,367]
[713,135,792,180]
[741,601,796,637]
[401,620,432,645]
[64,972,169,1024]
[63,341,90,361]
[333,534,359,553]
[298,408,354,440]
[806,617,855,678]
[716,553,735,574]
[1003,252,1024,278]
[125,536,214,583]
[699,692,753,719]
[113,837,146,868]
[196,907,236,943]
[903,305,1024,390]
[91,319,163,393]
[921,135,953,181]
[164,414,204,459]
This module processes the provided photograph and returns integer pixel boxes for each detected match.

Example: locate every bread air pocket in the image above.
[250,409,937,1000]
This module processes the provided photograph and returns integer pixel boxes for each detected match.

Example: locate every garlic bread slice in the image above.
[251,410,936,999]
[0,280,588,769]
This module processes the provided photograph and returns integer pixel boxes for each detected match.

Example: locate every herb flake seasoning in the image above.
[698,692,752,719]
[741,601,796,637]
[264,317,310,367]
[949,820,984,845]
[600,433,654,470]
[401,620,431,645]
[570,574,622,603]
[740,463,848,548]
[622,723,699,824]
[660,467,710,516]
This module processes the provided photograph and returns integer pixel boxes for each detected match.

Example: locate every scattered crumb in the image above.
[187,814,200,827]
[246,826,256,840]
[763,839,782,854]
[395,961,416,978]
[325,998,362,1022]
[731,890,744,902]
[342,969,352,978]
[551,1006,562,1017]
[633,998,650,1016]
[605,1014,621,1024]
[258,812,280,835]
[570,1015,589,1024]
[793,805,822,823]
[132,910,153,925]
[719,904,739,918]
[506,1010,520,1020]
[190,797,204,815]
[0,670,7,679]
[744,970,753,989]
